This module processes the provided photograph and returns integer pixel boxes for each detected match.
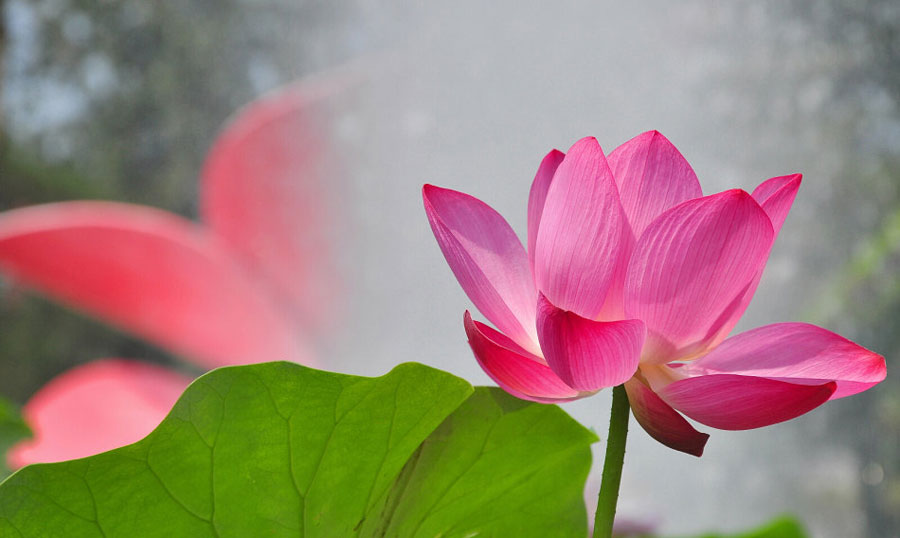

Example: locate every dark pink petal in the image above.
[201,82,342,333]
[718,174,803,351]
[658,374,836,430]
[751,174,802,236]
[8,360,191,468]
[533,137,629,319]
[686,323,886,400]
[465,311,581,403]
[527,149,565,271]
[536,294,644,391]
[624,378,708,457]
[607,131,703,239]
[624,190,774,363]
[424,185,539,352]
[0,202,311,368]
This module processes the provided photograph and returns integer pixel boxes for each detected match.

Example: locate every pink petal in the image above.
[536,294,644,391]
[685,323,886,400]
[464,311,581,403]
[528,149,566,271]
[424,185,539,352]
[533,137,630,319]
[607,131,703,239]
[624,378,708,457]
[751,174,802,236]
[8,359,191,468]
[593,232,635,322]
[527,149,565,271]
[658,374,836,430]
[0,202,311,368]
[201,82,342,334]
[715,175,803,353]
[596,130,702,321]
[624,190,774,363]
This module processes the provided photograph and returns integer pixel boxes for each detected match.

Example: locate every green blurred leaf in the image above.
[0,361,597,537]
[685,515,808,538]
[0,144,114,210]
[0,397,30,478]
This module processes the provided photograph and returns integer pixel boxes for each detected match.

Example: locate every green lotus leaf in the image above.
[0,361,596,537]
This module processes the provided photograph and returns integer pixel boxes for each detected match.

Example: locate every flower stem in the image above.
[593,384,630,538]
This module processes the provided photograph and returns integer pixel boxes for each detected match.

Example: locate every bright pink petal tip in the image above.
[536,294,644,391]
[607,130,703,239]
[687,322,886,400]
[0,202,311,368]
[8,360,192,468]
[424,185,539,352]
[659,374,836,430]
[624,378,708,457]
[624,189,775,363]
[533,137,630,319]
[464,311,582,403]
[751,174,802,236]
[527,149,565,271]
[201,82,342,333]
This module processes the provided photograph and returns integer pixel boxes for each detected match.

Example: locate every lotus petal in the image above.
[201,83,341,332]
[8,359,191,468]
[424,186,539,352]
[658,373,835,430]
[624,190,773,363]
[686,322,886,400]
[533,137,629,319]
[624,378,708,457]
[0,202,311,368]
[465,311,580,403]
[536,294,644,391]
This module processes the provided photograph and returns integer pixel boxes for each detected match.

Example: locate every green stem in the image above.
[593,384,630,538]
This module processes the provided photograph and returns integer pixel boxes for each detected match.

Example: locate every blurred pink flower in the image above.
[2,80,344,467]
[8,360,191,467]
[611,516,657,537]
[0,82,341,369]
[424,132,886,456]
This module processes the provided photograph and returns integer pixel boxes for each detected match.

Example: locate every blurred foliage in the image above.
[785,1,900,536]
[0,289,178,402]
[2,0,367,211]
[614,516,808,538]
[684,2,900,535]
[0,395,29,479]
[687,516,808,538]
[0,0,374,402]
[0,142,113,207]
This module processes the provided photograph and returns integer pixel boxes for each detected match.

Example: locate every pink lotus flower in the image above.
[2,80,343,466]
[424,132,886,456]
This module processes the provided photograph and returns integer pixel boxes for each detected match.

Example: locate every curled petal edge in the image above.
[624,378,708,457]
[464,311,584,403]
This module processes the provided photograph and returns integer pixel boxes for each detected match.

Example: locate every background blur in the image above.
[0,1,898,536]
